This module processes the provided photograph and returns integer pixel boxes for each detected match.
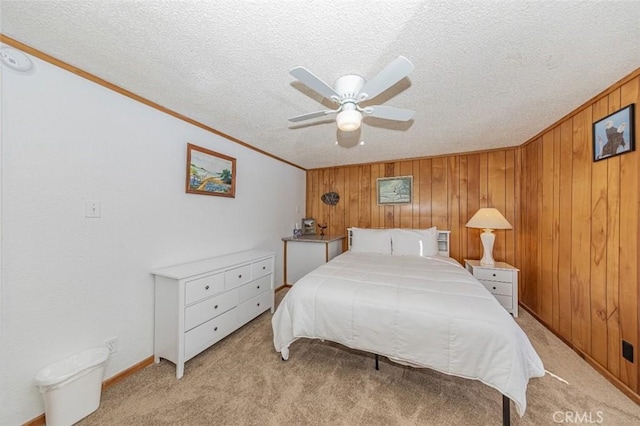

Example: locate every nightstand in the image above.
[464,259,519,317]
[282,235,344,285]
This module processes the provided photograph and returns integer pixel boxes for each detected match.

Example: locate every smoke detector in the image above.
[0,46,34,75]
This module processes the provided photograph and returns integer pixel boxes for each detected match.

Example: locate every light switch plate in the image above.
[85,201,101,218]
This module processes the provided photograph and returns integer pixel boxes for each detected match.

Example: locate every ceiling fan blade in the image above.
[290,66,340,100]
[359,56,414,100]
[362,105,415,121]
[288,109,337,122]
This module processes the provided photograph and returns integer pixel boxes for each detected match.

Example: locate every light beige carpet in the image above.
[79,290,639,425]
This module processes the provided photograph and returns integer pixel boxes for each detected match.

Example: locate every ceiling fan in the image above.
[288,56,415,132]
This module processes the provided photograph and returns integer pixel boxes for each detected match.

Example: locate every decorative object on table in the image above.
[186,143,236,197]
[321,192,340,205]
[301,218,316,235]
[293,223,303,239]
[318,223,328,236]
[465,208,512,266]
[377,176,412,205]
[593,103,635,161]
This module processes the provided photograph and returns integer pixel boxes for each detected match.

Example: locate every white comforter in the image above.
[272,252,544,416]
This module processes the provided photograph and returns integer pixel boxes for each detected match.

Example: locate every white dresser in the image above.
[152,250,275,378]
[464,259,519,317]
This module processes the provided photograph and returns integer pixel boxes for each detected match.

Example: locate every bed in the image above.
[272,227,544,424]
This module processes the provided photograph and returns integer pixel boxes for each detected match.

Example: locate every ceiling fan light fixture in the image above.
[288,56,415,132]
[336,109,362,132]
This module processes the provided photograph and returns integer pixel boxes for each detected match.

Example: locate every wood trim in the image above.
[283,240,288,286]
[3,32,637,173]
[304,68,640,171]
[23,355,154,426]
[520,304,640,405]
[22,416,44,426]
[0,34,305,172]
[0,30,576,173]
[102,356,154,389]
[275,284,291,292]
[307,146,520,172]
[520,67,640,149]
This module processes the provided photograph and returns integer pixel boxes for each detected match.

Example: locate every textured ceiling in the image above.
[2,1,640,169]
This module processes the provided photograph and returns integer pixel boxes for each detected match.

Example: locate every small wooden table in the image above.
[282,235,345,285]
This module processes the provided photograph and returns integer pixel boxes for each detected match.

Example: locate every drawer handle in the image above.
[262,266,266,270]
[257,303,260,307]
[205,285,210,290]
[257,285,260,289]
[214,327,218,332]
[238,274,242,278]
[493,286,496,290]
[492,273,496,277]
[214,305,218,309]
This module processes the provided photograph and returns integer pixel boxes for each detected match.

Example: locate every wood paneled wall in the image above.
[520,72,640,397]
[306,149,519,266]
[306,69,640,401]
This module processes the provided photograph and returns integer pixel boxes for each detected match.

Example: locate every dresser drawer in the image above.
[237,290,272,325]
[473,268,512,283]
[494,294,513,310]
[252,258,273,278]
[225,264,252,289]
[185,273,225,305]
[184,288,239,331]
[184,307,237,359]
[479,280,513,296]
[239,275,271,303]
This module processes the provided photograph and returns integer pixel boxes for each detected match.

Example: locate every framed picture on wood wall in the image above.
[186,143,236,197]
[592,104,635,162]
[377,176,413,205]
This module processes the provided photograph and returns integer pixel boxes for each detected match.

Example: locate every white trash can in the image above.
[35,347,110,426]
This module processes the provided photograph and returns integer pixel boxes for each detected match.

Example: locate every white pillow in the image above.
[350,228,392,254]
[391,227,439,257]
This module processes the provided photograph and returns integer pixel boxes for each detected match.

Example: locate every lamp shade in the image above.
[336,109,362,132]
[465,208,512,230]
[466,208,511,266]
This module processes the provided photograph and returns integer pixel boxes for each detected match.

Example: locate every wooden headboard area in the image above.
[347,228,451,257]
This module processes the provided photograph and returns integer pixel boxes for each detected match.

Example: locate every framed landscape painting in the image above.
[186,143,236,197]
[592,104,635,161]
[377,176,413,205]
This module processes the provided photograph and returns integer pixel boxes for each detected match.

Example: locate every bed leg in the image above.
[502,394,510,426]
[375,354,379,370]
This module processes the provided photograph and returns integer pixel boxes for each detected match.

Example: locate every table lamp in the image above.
[465,208,512,266]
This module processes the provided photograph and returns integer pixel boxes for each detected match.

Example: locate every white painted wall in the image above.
[0,47,306,425]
